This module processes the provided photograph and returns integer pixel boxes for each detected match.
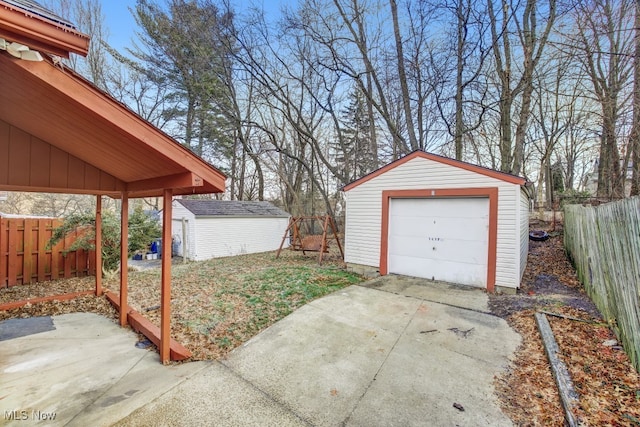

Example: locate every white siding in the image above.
[192,216,289,261]
[344,156,522,289]
[518,187,530,281]
[170,201,196,259]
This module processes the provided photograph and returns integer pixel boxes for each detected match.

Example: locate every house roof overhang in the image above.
[0,0,89,58]
[0,52,226,198]
[343,150,527,192]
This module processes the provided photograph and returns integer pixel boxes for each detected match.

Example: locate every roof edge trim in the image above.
[0,1,89,57]
[343,151,527,191]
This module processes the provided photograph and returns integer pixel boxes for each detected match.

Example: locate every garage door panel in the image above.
[390,198,483,219]
[389,216,488,241]
[388,235,487,263]
[388,255,486,288]
[387,197,489,287]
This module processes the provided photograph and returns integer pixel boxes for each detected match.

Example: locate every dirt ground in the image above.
[491,220,640,426]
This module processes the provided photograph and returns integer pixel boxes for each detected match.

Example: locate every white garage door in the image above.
[387,197,489,287]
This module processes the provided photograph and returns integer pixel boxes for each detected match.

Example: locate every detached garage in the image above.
[171,200,290,261]
[343,151,530,292]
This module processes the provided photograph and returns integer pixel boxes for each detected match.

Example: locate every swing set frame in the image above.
[276,215,344,264]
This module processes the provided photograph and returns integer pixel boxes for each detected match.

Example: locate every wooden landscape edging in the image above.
[105,291,191,361]
[0,290,93,311]
[535,312,579,427]
[0,217,95,287]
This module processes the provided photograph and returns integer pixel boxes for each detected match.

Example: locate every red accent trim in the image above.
[0,290,92,311]
[160,189,173,364]
[105,291,191,361]
[95,195,102,296]
[379,188,498,293]
[0,0,89,57]
[343,151,526,192]
[119,194,128,327]
[0,53,227,197]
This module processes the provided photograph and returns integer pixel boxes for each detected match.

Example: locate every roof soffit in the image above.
[0,52,226,197]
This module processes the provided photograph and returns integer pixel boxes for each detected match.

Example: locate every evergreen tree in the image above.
[337,88,377,182]
[133,0,234,162]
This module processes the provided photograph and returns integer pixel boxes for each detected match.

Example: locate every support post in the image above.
[181,217,187,262]
[119,193,129,327]
[318,215,330,264]
[329,216,344,260]
[276,218,295,258]
[95,195,102,296]
[160,190,173,364]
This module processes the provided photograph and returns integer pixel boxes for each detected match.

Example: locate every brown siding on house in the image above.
[0,119,124,194]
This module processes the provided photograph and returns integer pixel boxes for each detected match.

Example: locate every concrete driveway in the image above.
[1,277,520,426]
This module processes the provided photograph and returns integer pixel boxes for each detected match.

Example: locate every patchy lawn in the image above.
[0,249,363,360]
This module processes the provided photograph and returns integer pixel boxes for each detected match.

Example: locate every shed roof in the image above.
[176,200,290,218]
[343,150,527,191]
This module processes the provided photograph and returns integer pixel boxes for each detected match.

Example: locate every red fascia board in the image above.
[343,151,527,191]
[8,56,226,194]
[0,1,89,57]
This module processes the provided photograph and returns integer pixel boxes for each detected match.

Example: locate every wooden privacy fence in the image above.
[0,216,96,287]
[564,197,640,370]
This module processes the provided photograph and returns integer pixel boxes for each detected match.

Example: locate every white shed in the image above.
[170,200,290,261]
[343,151,530,292]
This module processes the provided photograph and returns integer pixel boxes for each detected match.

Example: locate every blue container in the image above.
[152,239,162,258]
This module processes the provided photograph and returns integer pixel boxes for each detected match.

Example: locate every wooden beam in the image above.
[0,291,92,311]
[95,195,102,296]
[128,309,191,361]
[535,313,580,427]
[119,193,129,327]
[126,172,204,193]
[160,189,173,364]
[104,291,191,361]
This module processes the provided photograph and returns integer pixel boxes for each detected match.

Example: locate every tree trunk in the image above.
[390,0,419,151]
[631,0,640,196]
[454,0,465,160]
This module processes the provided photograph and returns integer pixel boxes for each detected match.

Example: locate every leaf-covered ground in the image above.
[3,224,640,425]
[491,220,640,426]
[1,248,362,360]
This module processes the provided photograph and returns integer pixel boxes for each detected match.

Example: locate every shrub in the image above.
[49,207,162,273]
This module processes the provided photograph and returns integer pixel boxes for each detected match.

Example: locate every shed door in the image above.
[387,197,489,287]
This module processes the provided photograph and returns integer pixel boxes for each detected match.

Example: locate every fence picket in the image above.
[37,219,47,282]
[0,216,95,288]
[565,197,640,370]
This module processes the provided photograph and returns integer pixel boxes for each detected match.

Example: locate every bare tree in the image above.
[571,0,634,199]
[43,0,111,89]
[630,0,640,196]
[487,0,557,175]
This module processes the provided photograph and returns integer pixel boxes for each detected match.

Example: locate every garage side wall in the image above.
[344,156,521,288]
[193,216,290,261]
[519,187,530,281]
[171,202,196,260]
